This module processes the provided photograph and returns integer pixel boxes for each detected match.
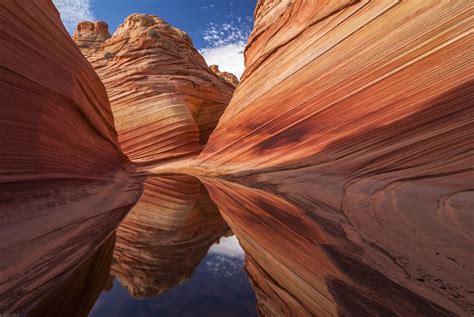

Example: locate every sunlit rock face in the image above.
[2,0,473,316]
[111,175,229,298]
[73,15,236,164]
[73,21,111,59]
[192,0,473,316]
[209,64,239,87]
[0,1,143,314]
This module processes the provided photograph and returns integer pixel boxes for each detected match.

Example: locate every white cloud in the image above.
[201,44,246,79]
[209,236,245,258]
[200,16,253,79]
[53,0,94,33]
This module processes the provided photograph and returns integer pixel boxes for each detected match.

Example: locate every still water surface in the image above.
[90,236,257,317]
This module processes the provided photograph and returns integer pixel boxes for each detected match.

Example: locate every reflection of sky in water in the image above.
[90,236,256,317]
[209,236,245,257]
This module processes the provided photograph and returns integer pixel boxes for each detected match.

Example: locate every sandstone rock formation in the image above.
[111,175,229,298]
[0,1,143,314]
[73,21,111,59]
[2,0,473,316]
[185,1,473,315]
[210,64,239,87]
[73,15,236,164]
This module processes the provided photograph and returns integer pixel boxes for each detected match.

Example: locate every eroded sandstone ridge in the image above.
[73,15,235,164]
[177,0,473,316]
[0,1,143,314]
[1,0,473,316]
[73,21,111,58]
[210,64,239,87]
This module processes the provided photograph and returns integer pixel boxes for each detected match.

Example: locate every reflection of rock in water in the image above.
[111,175,229,298]
[1,0,473,317]
[193,1,473,315]
[0,2,143,314]
[27,233,116,317]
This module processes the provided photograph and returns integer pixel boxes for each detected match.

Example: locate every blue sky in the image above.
[53,0,256,77]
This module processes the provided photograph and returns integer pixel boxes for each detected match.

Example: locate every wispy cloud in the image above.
[200,16,253,79]
[53,0,94,33]
[201,44,246,79]
[202,16,252,48]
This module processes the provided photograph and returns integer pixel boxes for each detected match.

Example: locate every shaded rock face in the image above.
[26,234,117,317]
[73,14,236,164]
[0,1,143,315]
[111,175,229,298]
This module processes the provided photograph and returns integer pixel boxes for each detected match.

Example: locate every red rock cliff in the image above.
[186,1,473,316]
[1,1,473,316]
[73,15,236,165]
[0,1,143,314]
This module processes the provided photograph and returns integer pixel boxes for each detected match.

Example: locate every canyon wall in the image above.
[0,4,237,314]
[73,16,235,165]
[1,0,473,316]
[192,0,473,316]
[0,1,143,314]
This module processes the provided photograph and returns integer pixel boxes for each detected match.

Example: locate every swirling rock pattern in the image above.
[1,0,473,316]
[111,175,229,298]
[0,1,143,314]
[73,15,236,165]
[187,0,473,316]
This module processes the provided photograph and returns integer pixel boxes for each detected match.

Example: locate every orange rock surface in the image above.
[73,21,111,59]
[0,1,143,314]
[1,0,473,316]
[73,15,235,165]
[186,0,473,315]
[210,64,239,87]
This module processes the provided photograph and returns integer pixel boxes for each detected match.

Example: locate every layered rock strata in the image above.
[26,234,117,317]
[73,21,111,59]
[0,1,143,314]
[187,1,473,316]
[1,0,473,316]
[73,15,236,164]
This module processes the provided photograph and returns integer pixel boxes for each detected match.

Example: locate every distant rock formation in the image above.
[73,21,111,58]
[0,1,143,314]
[73,14,236,164]
[209,64,239,86]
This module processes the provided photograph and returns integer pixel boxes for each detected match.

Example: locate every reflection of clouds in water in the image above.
[206,236,245,279]
[209,236,244,257]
